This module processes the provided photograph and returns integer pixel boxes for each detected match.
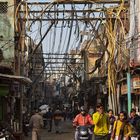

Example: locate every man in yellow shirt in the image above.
[92,103,109,140]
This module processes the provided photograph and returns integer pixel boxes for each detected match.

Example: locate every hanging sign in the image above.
[132,76,140,89]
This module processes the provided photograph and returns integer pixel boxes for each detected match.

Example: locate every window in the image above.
[0,2,8,14]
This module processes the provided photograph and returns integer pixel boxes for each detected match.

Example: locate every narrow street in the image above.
[25,120,75,140]
[2,1,140,140]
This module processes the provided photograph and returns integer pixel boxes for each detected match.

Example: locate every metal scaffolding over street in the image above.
[4,1,140,140]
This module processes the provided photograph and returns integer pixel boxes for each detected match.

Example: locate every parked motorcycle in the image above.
[0,128,14,140]
[77,126,92,140]
[0,129,6,140]
[22,113,30,136]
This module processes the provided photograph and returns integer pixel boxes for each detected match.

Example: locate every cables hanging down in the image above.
[56,21,64,54]
[14,0,128,82]
[103,0,129,114]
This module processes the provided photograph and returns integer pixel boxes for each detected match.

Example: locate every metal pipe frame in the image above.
[19,1,128,22]
[30,61,84,64]
[34,53,81,55]
[20,17,128,21]
[27,0,128,5]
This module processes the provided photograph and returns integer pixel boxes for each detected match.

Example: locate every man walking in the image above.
[44,108,53,132]
[92,103,109,140]
[29,109,44,140]
[53,107,64,133]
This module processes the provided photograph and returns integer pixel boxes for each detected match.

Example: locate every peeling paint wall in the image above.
[136,0,140,65]
[0,0,14,67]
[129,0,140,67]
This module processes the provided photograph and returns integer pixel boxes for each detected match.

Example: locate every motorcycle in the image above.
[0,128,12,140]
[23,114,30,136]
[0,129,5,140]
[0,121,15,140]
[23,122,30,136]
[77,126,92,140]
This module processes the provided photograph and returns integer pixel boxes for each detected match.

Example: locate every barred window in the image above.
[0,2,8,14]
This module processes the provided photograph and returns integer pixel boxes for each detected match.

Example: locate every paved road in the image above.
[24,120,75,140]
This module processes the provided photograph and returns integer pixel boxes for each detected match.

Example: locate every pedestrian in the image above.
[44,108,53,132]
[29,109,44,140]
[88,106,94,117]
[92,103,109,140]
[53,107,64,134]
[73,106,94,140]
[62,107,67,121]
[108,109,116,140]
[67,109,73,120]
[128,108,140,140]
[111,111,132,140]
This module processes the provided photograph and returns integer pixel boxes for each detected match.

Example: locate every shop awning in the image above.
[0,73,32,84]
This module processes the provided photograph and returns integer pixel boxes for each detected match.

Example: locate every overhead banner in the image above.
[0,0,14,67]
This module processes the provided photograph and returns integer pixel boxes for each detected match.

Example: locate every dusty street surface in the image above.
[24,120,75,140]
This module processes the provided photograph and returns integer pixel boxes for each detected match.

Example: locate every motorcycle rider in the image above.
[73,106,94,140]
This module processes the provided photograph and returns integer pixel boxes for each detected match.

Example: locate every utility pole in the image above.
[83,50,88,80]
[127,71,131,115]
[19,0,26,132]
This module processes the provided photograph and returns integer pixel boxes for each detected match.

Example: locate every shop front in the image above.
[0,73,32,140]
[120,75,140,113]
[0,84,9,121]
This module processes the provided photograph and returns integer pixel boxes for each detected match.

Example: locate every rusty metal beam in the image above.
[33,61,83,64]
[34,67,67,69]
[25,23,54,66]
[34,69,67,71]
[19,9,103,13]
[43,58,81,59]
[21,17,127,21]
[32,23,54,56]
[33,72,71,75]
[36,53,81,55]
[45,69,67,71]
[27,0,128,5]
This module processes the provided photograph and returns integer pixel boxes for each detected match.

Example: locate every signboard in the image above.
[121,83,134,95]
[121,76,140,95]
[0,0,14,67]
[133,76,140,89]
